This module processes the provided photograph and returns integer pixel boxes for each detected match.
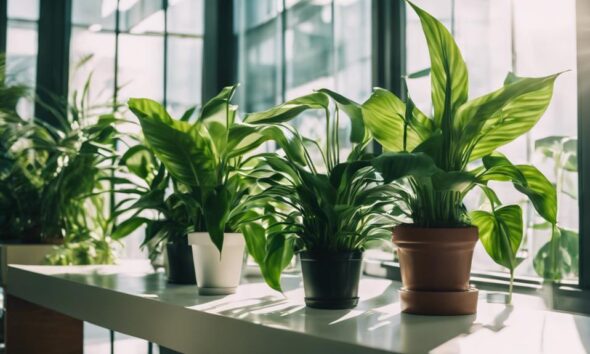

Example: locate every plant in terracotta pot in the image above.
[128,85,295,294]
[110,142,197,284]
[361,2,561,314]
[241,90,408,309]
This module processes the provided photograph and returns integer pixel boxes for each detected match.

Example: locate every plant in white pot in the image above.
[361,1,561,315]
[128,85,298,295]
[240,90,405,309]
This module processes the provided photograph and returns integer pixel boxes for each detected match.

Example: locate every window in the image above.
[70,0,205,258]
[407,0,579,280]
[6,0,39,118]
[234,0,372,161]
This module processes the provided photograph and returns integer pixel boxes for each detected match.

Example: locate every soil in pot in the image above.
[300,251,363,309]
[165,239,196,285]
[393,225,479,315]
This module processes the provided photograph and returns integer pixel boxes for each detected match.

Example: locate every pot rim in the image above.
[187,232,244,246]
[300,250,363,261]
[393,224,478,244]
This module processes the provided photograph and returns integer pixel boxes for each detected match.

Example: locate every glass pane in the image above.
[405,0,579,280]
[118,34,164,111]
[166,37,203,117]
[72,0,117,30]
[8,0,39,20]
[119,5,164,34]
[167,0,204,35]
[69,28,116,108]
[235,0,283,113]
[285,0,334,95]
[6,20,38,118]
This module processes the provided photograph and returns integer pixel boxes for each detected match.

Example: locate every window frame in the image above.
[1,0,588,291]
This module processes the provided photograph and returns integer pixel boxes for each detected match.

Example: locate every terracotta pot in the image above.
[392,225,479,315]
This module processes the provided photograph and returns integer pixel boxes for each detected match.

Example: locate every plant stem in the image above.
[507,269,514,304]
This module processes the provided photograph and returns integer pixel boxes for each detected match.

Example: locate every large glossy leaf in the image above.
[479,154,557,224]
[111,217,151,240]
[128,98,218,188]
[361,88,433,151]
[244,92,329,124]
[202,186,230,253]
[470,205,523,270]
[200,84,238,125]
[226,124,307,165]
[371,152,440,183]
[317,88,367,144]
[241,219,295,292]
[119,145,157,181]
[408,1,468,126]
[457,74,559,161]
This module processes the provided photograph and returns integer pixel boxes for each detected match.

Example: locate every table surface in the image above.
[7,262,590,354]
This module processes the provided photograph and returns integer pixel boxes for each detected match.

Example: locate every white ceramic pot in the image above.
[187,232,245,295]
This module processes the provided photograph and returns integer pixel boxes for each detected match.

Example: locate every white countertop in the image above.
[6,262,590,354]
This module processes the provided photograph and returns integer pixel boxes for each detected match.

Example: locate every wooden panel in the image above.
[5,295,83,354]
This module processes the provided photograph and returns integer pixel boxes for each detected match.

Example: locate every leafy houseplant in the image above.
[112,142,197,284]
[128,85,286,294]
[0,63,125,265]
[361,2,560,314]
[242,89,398,309]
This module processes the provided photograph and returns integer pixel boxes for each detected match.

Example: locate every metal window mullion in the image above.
[163,0,168,107]
[577,0,590,289]
[370,0,406,155]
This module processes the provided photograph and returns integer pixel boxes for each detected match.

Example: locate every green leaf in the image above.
[371,152,440,183]
[470,205,523,270]
[200,84,238,124]
[408,1,468,125]
[361,88,433,151]
[534,227,578,280]
[514,165,557,224]
[241,220,294,293]
[120,145,156,180]
[202,186,230,253]
[226,124,307,165]
[128,98,218,188]
[479,154,557,224]
[112,217,150,240]
[180,106,197,122]
[244,92,329,124]
[242,221,267,264]
[457,73,559,161]
[431,171,476,192]
[407,67,431,79]
[317,88,367,144]
[263,233,294,292]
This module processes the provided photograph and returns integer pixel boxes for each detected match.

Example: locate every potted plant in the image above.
[128,85,286,294]
[361,2,561,315]
[241,89,401,309]
[0,60,126,271]
[112,142,197,284]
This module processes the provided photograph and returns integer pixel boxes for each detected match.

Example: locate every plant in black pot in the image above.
[241,90,399,309]
[112,141,197,284]
[360,1,561,315]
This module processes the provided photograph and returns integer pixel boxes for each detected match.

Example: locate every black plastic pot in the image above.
[166,240,196,284]
[300,251,363,309]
